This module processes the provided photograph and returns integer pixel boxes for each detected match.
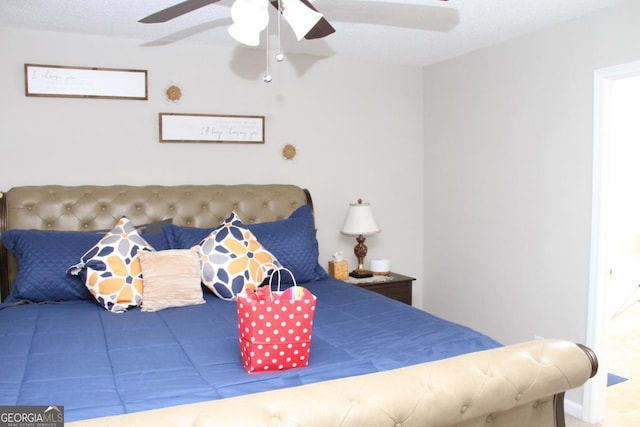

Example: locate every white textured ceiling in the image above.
[0,0,627,67]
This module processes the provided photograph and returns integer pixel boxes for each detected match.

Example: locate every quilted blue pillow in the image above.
[2,230,101,303]
[141,231,170,251]
[164,205,326,283]
[163,223,213,250]
[247,205,326,283]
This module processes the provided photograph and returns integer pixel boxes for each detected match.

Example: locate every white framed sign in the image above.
[25,64,148,100]
[159,113,265,143]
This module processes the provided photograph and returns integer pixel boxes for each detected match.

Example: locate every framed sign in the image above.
[159,113,265,143]
[25,64,148,100]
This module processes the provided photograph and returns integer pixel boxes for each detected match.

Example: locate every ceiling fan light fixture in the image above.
[228,23,262,46]
[280,0,323,41]
[229,0,269,45]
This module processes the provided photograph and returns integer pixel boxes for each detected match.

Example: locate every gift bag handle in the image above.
[265,265,297,300]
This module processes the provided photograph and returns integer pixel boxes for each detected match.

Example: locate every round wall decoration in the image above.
[165,84,183,102]
[282,144,297,160]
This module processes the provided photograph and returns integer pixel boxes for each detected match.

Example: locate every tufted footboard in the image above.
[67,339,597,427]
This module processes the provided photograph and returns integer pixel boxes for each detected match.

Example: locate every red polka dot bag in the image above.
[237,267,317,373]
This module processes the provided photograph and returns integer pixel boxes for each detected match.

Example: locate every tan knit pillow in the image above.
[139,249,205,312]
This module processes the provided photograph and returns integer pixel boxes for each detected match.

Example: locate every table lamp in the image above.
[341,198,381,278]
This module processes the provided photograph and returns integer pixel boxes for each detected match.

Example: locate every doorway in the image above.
[586,61,640,423]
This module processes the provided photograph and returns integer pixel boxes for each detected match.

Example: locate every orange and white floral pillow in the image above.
[196,212,280,301]
[68,217,154,313]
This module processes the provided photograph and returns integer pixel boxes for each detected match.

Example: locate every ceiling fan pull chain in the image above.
[275,0,284,63]
[263,7,272,83]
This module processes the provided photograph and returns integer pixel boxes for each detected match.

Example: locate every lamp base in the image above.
[349,270,373,279]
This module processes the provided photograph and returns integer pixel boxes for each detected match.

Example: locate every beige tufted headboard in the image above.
[0,184,312,300]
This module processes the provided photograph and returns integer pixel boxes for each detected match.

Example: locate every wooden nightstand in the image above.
[346,272,415,305]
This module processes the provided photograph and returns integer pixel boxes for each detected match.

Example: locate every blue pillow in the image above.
[164,205,327,283]
[2,229,170,304]
[2,230,101,303]
[247,206,326,283]
[141,231,170,252]
[163,223,214,250]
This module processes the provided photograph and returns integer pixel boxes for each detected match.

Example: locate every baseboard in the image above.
[564,398,584,420]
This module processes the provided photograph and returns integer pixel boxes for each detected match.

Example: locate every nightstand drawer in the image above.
[349,272,415,305]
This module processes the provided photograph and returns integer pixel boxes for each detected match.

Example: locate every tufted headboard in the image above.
[0,184,312,300]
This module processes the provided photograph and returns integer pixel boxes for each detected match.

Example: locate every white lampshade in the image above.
[229,0,269,46]
[281,0,323,41]
[341,200,381,236]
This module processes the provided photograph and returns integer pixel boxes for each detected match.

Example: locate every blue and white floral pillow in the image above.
[196,212,280,301]
[68,217,154,313]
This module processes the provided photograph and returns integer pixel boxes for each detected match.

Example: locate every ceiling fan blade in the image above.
[314,0,455,33]
[304,18,336,40]
[298,0,335,39]
[303,17,335,40]
[139,0,222,24]
[269,0,335,40]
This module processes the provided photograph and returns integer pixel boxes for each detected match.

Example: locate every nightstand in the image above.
[345,272,415,305]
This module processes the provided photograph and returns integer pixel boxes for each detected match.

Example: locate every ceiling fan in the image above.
[139,0,450,47]
[140,0,335,45]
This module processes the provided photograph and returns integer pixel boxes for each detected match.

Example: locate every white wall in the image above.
[422,0,640,410]
[0,26,425,306]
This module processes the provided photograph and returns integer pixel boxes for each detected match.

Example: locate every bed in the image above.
[0,184,597,427]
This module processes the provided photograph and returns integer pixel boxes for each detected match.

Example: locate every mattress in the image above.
[0,277,500,422]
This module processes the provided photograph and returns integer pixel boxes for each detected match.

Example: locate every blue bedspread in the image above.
[0,277,500,422]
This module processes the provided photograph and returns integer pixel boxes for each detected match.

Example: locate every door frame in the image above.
[585,60,640,422]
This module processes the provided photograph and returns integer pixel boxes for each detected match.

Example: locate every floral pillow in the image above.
[163,205,326,283]
[68,217,154,313]
[196,212,280,301]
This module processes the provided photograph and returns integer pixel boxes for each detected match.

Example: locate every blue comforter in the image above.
[0,277,500,422]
